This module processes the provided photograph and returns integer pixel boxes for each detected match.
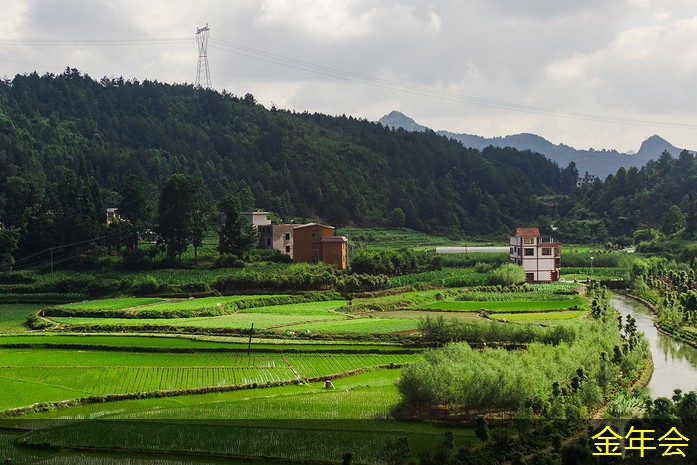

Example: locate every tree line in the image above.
[0,68,577,269]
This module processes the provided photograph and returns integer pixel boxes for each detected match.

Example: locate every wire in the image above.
[0,38,191,46]
[209,38,697,130]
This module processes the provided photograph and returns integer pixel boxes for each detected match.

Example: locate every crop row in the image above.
[0,365,295,396]
[416,299,584,312]
[48,294,340,318]
[23,420,394,464]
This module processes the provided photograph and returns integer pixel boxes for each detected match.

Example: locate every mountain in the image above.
[0,70,575,259]
[378,111,690,178]
[378,110,430,133]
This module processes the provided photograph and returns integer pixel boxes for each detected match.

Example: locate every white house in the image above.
[509,227,561,283]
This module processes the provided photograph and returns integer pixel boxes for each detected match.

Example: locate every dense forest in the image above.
[0,68,574,264]
[0,68,695,270]
[559,151,697,248]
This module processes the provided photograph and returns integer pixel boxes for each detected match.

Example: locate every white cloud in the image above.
[1,0,696,151]
[254,0,441,42]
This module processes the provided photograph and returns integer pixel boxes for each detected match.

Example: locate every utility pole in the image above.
[247,323,254,356]
[195,24,211,93]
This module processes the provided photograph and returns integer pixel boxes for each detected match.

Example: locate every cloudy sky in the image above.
[1,0,696,152]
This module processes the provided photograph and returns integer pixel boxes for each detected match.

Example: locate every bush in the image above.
[129,275,176,296]
[214,254,246,269]
[487,264,526,286]
[247,249,293,263]
[337,274,389,292]
[349,249,440,275]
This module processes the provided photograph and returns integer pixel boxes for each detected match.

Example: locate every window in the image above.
[510,247,514,254]
[523,237,534,244]
[284,233,290,241]
[524,248,535,256]
[311,230,318,238]
[526,273,535,281]
[285,246,291,253]
[541,248,552,256]
[312,255,319,263]
[312,243,320,250]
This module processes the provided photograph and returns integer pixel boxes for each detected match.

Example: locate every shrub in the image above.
[487,264,526,286]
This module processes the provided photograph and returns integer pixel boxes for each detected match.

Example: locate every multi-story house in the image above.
[246,212,348,269]
[509,227,561,283]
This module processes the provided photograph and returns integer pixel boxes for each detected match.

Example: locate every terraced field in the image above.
[0,347,420,411]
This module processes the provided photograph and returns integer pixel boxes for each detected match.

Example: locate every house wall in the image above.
[293,224,335,265]
[320,240,347,269]
[510,231,561,283]
[241,212,271,227]
[272,224,295,258]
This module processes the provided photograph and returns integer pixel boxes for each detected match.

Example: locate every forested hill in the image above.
[0,69,574,252]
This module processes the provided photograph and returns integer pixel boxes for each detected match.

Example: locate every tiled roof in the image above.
[510,227,540,237]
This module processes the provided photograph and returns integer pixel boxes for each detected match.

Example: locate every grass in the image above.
[52,312,347,329]
[17,369,475,464]
[415,299,584,312]
[0,334,415,352]
[379,310,485,323]
[55,297,165,311]
[19,369,403,421]
[0,348,421,412]
[490,310,586,322]
[237,301,347,314]
[0,303,47,331]
[337,226,463,251]
[388,269,487,287]
[284,318,421,334]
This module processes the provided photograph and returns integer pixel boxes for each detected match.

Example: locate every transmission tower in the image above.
[195,24,211,91]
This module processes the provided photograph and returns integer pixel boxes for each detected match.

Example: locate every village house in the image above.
[509,227,561,283]
[105,208,120,224]
[244,212,347,269]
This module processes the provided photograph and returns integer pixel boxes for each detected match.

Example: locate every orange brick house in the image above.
[292,223,347,269]
[250,213,348,269]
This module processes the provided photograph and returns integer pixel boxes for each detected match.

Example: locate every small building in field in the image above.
[292,223,347,269]
[105,208,120,224]
[243,213,347,269]
[241,211,272,228]
[509,227,561,283]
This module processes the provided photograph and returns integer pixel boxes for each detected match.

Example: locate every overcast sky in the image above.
[1,0,696,152]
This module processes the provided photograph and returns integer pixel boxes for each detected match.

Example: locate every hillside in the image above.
[0,70,573,260]
[379,111,690,178]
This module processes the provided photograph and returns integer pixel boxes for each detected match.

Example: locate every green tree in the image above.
[388,207,406,227]
[0,227,20,271]
[157,174,205,259]
[218,193,255,258]
[118,174,151,251]
[189,177,213,263]
[662,205,686,235]
[487,263,526,286]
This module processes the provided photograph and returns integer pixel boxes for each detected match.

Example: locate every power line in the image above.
[0,38,191,46]
[209,38,697,130]
[1,35,696,129]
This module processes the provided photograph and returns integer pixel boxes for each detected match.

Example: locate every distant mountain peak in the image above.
[378,111,428,132]
[637,134,680,157]
[376,111,693,178]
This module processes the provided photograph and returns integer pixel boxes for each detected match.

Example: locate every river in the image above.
[611,293,697,398]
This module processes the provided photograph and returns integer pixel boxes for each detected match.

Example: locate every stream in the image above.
[611,293,697,398]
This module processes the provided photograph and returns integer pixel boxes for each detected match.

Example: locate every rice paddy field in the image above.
[0,277,591,464]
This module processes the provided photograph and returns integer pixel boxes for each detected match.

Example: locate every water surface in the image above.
[612,293,697,398]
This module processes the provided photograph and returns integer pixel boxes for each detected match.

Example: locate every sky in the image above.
[1,0,696,153]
